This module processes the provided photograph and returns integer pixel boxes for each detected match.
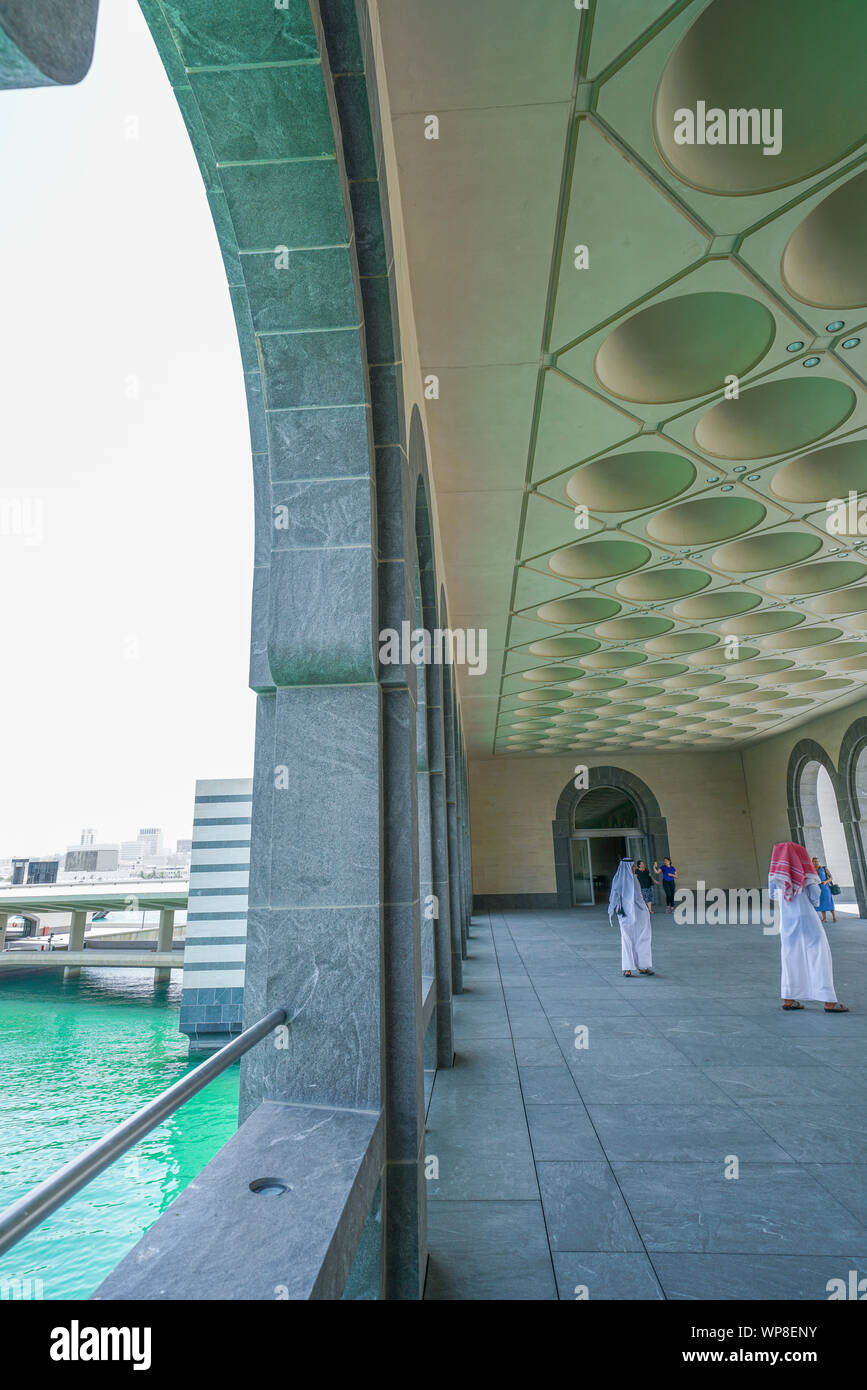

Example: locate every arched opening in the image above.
[553,766,671,909]
[815,765,855,905]
[571,786,648,905]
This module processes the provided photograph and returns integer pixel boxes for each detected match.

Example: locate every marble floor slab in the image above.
[424,908,867,1300]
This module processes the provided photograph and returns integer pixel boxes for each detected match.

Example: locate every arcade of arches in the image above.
[8,0,867,1307]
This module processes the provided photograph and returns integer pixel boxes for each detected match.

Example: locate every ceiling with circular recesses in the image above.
[385,0,867,757]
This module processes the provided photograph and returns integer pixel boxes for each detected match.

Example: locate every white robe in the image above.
[771,881,836,1003]
[608,860,653,973]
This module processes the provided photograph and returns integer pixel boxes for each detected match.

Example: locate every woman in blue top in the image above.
[656,857,677,913]
[812,856,838,924]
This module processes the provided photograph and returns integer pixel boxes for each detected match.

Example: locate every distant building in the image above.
[19,859,60,885]
[80,829,96,847]
[137,827,163,858]
[64,845,119,874]
[176,839,192,854]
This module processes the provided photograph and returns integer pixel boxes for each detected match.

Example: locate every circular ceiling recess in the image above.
[522,666,585,683]
[549,539,651,580]
[527,637,601,658]
[837,655,867,672]
[601,703,645,716]
[535,596,622,625]
[593,293,775,403]
[732,658,794,676]
[640,662,690,680]
[721,682,759,696]
[565,451,695,511]
[804,640,867,663]
[781,170,867,309]
[712,530,822,573]
[665,672,724,689]
[764,559,867,595]
[761,626,842,650]
[674,590,761,620]
[616,568,711,600]
[770,440,867,504]
[568,676,628,691]
[810,586,867,616]
[765,698,814,710]
[652,0,867,196]
[647,693,698,706]
[768,668,825,684]
[608,684,665,701]
[557,695,610,710]
[803,678,853,692]
[517,690,572,704]
[733,689,779,703]
[580,650,648,670]
[688,645,758,666]
[721,610,804,636]
[594,615,674,641]
[645,632,719,655]
[646,495,766,545]
[694,378,856,460]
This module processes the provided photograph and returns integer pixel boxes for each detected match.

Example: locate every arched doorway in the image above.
[570,786,647,905]
[815,765,855,904]
[553,767,671,909]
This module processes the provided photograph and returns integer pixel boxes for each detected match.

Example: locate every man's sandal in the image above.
[782,1001,804,1010]
[824,1002,849,1012]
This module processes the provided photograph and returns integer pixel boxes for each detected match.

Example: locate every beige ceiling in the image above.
[376,0,867,757]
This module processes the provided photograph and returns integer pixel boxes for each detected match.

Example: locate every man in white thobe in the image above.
[768,840,848,1012]
[608,857,653,976]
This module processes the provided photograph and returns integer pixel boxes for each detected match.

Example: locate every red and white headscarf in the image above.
[769,841,818,901]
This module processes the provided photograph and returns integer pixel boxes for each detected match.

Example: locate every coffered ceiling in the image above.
[376,0,867,756]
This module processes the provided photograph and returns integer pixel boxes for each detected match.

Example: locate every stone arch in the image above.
[835,719,867,915]
[552,766,671,909]
[786,737,863,913]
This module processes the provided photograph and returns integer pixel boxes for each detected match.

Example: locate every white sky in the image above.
[0,0,255,856]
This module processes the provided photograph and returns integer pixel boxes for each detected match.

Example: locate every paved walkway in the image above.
[424,907,867,1300]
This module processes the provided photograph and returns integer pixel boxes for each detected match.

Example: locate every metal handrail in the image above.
[0,1007,286,1258]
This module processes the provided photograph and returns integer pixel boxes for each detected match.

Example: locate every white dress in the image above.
[608,861,653,973]
[771,881,836,1003]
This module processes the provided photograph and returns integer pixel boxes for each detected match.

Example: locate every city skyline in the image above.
[0,0,254,854]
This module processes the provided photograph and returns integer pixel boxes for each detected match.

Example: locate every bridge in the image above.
[0,881,188,981]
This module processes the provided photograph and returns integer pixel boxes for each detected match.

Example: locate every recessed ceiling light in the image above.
[786,341,805,352]
[827,321,845,332]
[706,475,721,483]
[803,356,821,368]
[842,337,861,349]
[747,474,761,481]
[734,466,747,473]
[720,484,734,492]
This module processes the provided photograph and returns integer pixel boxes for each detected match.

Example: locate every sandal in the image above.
[824,1002,849,1012]
[623,970,632,977]
[782,1001,804,1010]
[639,968,655,975]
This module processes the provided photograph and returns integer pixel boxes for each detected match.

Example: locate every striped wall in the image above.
[179,778,252,1052]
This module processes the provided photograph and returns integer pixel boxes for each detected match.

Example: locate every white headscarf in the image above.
[608,858,636,921]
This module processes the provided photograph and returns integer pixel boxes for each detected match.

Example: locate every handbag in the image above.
[830,883,841,896]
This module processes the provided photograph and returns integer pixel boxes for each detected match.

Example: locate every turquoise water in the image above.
[0,967,239,1299]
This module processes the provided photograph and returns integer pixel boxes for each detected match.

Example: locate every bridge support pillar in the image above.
[64,910,87,978]
[154,909,174,983]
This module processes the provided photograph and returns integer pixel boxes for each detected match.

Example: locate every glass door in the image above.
[571,837,593,905]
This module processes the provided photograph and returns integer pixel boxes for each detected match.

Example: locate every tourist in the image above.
[655,856,677,912]
[608,857,654,978]
[811,856,838,924]
[634,859,658,914]
[769,842,848,1012]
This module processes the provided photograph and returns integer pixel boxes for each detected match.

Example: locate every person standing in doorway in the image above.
[770,842,847,1012]
[608,857,654,977]
[634,860,658,914]
[811,856,838,924]
[656,857,677,912]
